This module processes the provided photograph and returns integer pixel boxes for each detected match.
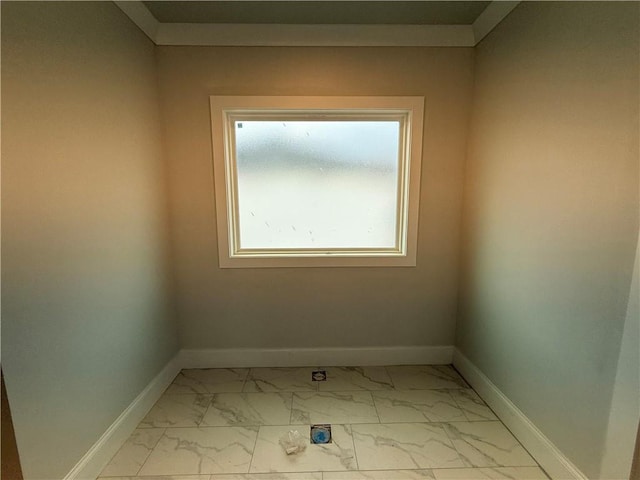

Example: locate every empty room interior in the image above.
[2,1,639,479]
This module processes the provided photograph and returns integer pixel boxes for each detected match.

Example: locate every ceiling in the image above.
[142,1,491,25]
[116,1,520,47]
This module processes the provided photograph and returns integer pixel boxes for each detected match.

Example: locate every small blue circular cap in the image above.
[311,426,330,444]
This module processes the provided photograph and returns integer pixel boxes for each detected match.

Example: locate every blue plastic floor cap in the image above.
[311,426,331,444]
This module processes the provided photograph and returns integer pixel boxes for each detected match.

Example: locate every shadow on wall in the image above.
[2,371,24,480]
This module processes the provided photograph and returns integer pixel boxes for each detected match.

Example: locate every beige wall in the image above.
[457,2,639,478]
[1,2,178,478]
[5,3,637,478]
[156,46,474,349]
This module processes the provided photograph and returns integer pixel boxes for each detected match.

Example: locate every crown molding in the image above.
[115,1,519,47]
[156,23,475,46]
[115,0,160,42]
[472,1,520,44]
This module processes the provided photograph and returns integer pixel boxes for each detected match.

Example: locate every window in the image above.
[210,96,424,268]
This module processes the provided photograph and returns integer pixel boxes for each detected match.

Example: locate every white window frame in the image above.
[210,95,424,268]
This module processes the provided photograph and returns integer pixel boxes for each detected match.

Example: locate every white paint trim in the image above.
[113,0,518,48]
[209,95,424,269]
[472,1,520,44]
[63,345,451,479]
[179,346,454,369]
[155,23,475,47]
[63,354,181,480]
[453,349,589,480]
[114,1,160,43]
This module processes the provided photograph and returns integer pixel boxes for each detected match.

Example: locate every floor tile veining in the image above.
[167,368,250,394]
[202,392,293,427]
[291,392,379,425]
[99,365,549,480]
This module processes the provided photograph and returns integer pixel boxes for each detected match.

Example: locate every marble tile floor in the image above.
[99,365,549,480]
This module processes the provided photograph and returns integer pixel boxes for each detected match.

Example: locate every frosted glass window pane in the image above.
[234,120,400,249]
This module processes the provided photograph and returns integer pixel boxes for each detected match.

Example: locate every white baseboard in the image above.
[63,354,181,480]
[67,346,590,480]
[452,349,589,480]
[64,345,452,480]
[179,345,454,369]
